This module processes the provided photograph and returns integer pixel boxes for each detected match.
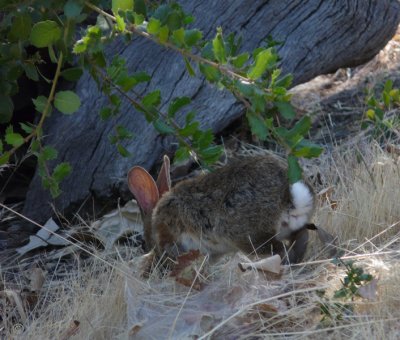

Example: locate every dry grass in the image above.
[0,140,399,339]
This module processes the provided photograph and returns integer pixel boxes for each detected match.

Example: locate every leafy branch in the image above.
[0,0,324,199]
[77,0,323,181]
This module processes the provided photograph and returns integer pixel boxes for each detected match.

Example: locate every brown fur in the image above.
[128,154,315,263]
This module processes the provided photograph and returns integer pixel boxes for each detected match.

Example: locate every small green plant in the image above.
[318,259,373,325]
[363,79,400,139]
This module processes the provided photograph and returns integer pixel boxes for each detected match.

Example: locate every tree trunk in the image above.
[23,0,400,223]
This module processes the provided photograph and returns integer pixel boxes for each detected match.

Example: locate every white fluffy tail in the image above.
[288,181,314,231]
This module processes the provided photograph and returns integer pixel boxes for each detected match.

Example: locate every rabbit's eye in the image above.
[281,221,289,229]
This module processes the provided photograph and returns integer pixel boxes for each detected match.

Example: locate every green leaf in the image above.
[116,125,134,139]
[292,140,324,158]
[235,81,255,97]
[134,0,147,16]
[231,52,249,69]
[247,48,277,80]
[117,76,137,92]
[250,92,266,113]
[153,4,171,24]
[195,129,214,149]
[61,67,83,81]
[184,29,202,47]
[179,122,199,137]
[115,15,126,32]
[52,162,72,182]
[201,42,214,60]
[154,119,175,134]
[20,122,34,134]
[225,32,241,57]
[271,69,281,84]
[0,95,14,123]
[184,57,195,76]
[48,44,57,63]
[174,146,190,163]
[73,39,87,53]
[54,91,81,114]
[166,11,183,31]
[112,0,133,14]
[142,90,161,108]
[384,79,393,93]
[0,152,10,165]
[110,94,121,107]
[100,107,113,120]
[333,288,348,299]
[366,109,375,120]
[276,101,296,120]
[247,112,268,140]
[275,73,293,88]
[159,25,169,43]
[199,63,221,83]
[30,20,62,48]
[22,63,39,81]
[185,111,196,123]
[117,144,131,157]
[32,96,49,114]
[49,180,62,198]
[199,145,223,163]
[172,27,185,46]
[5,132,24,147]
[147,18,161,35]
[41,146,58,161]
[374,107,384,120]
[168,96,191,117]
[212,28,227,64]
[134,12,145,25]
[64,0,83,19]
[9,13,32,40]
[132,71,151,83]
[287,155,302,184]
[287,115,311,141]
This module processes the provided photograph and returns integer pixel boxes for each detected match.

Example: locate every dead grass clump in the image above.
[315,142,400,248]
[2,254,129,339]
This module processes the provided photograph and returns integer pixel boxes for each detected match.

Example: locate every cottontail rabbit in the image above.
[128,154,315,263]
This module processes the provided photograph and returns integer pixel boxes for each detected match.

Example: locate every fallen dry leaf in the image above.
[254,303,279,316]
[60,320,80,340]
[128,323,143,336]
[238,255,282,274]
[16,218,69,255]
[170,250,207,290]
[385,143,400,156]
[358,278,379,301]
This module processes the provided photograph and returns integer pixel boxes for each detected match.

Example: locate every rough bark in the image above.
[23,0,400,223]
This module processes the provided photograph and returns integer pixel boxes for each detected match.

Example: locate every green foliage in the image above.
[319,259,374,326]
[30,21,62,48]
[54,91,81,114]
[0,0,324,198]
[362,79,400,139]
[0,95,14,123]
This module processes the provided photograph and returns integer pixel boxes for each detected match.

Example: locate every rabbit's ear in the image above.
[128,166,159,214]
[156,155,171,196]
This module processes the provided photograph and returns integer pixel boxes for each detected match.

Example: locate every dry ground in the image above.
[0,29,400,340]
[1,139,399,339]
